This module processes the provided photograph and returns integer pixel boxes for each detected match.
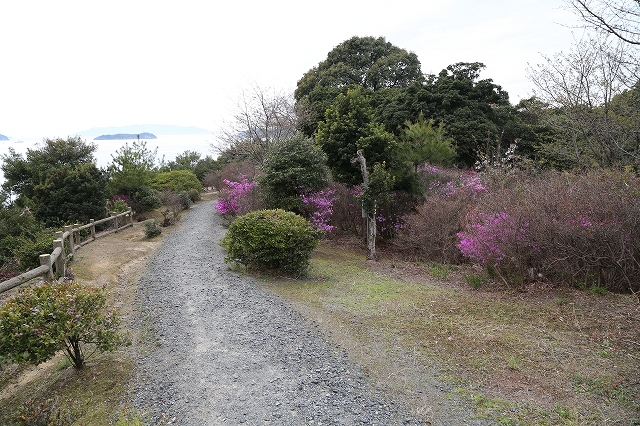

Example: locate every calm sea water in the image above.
[0,134,218,185]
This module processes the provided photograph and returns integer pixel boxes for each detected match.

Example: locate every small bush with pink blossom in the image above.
[300,189,336,233]
[214,176,258,218]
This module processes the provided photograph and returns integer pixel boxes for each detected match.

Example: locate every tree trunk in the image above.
[351,150,376,261]
[366,209,376,261]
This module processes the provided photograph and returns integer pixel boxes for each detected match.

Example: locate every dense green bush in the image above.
[14,229,55,271]
[150,170,202,193]
[130,186,162,213]
[0,281,129,369]
[178,191,193,210]
[221,209,322,275]
[188,188,201,202]
[0,203,45,270]
[143,220,162,238]
[259,133,330,214]
[33,163,108,227]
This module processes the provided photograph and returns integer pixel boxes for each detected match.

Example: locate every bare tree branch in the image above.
[566,0,640,45]
[213,85,303,164]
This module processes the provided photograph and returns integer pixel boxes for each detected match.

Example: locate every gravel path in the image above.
[131,201,490,425]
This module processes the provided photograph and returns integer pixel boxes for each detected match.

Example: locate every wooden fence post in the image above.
[53,239,65,277]
[90,219,96,240]
[74,223,80,248]
[111,213,118,232]
[129,208,134,225]
[64,225,74,256]
[39,254,53,281]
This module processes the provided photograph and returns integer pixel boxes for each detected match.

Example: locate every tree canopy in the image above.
[315,87,402,187]
[527,35,640,167]
[1,136,97,201]
[34,163,108,227]
[375,62,524,166]
[295,36,423,137]
[259,132,330,213]
[400,113,456,171]
[107,140,158,196]
[216,86,299,165]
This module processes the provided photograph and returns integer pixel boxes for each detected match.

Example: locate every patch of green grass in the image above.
[573,375,638,404]
[427,262,455,280]
[554,403,576,420]
[587,285,607,296]
[463,273,486,289]
[114,408,149,426]
[472,393,511,417]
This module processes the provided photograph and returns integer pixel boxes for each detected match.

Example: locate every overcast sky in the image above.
[1,0,582,138]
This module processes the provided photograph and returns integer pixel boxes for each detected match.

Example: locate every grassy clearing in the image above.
[265,243,640,425]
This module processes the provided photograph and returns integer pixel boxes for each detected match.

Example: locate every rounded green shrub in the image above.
[143,219,162,238]
[179,191,193,209]
[220,209,322,275]
[131,186,162,213]
[150,170,203,193]
[15,230,55,271]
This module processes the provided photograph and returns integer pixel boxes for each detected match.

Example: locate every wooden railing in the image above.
[0,209,134,294]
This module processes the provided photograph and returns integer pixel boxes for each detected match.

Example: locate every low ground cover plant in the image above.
[143,219,162,238]
[0,280,129,369]
[221,209,322,275]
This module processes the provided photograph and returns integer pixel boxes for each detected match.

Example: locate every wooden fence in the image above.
[0,209,134,294]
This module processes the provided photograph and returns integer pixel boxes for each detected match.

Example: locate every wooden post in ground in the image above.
[111,213,118,232]
[64,225,74,256]
[351,150,377,261]
[39,254,53,281]
[53,239,65,277]
[90,219,96,240]
[74,224,80,248]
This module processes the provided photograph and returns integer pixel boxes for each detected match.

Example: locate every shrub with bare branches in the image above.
[458,170,640,293]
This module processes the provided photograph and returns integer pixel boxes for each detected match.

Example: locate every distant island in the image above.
[0,134,9,141]
[94,132,157,140]
[78,124,212,137]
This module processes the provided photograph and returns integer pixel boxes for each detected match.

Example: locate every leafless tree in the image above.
[565,0,640,45]
[213,85,305,165]
[527,35,640,167]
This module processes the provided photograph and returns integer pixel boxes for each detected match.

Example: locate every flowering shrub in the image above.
[214,176,257,217]
[0,281,129,369]
[374,191,419,241]
[424,165,487,198]
[393,191,472,264]
[457,210,538,283]
[300,189,336,232]
[113,194,130,206]
[454,170,640,292]
[457,211,526,266]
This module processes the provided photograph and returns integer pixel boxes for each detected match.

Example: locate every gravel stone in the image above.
[131,201,495,425]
